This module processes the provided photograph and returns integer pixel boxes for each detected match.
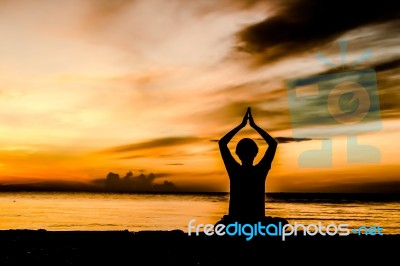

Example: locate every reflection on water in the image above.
[0,192,399,234]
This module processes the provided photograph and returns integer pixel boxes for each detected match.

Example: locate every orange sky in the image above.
[0,0,399,192]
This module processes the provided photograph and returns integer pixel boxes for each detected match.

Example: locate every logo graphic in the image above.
[188,219,384,241]
[286,40,382,168]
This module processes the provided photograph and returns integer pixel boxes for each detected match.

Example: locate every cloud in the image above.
[215,77,397,136]
[102,171,177,192]
[0,172,178,192]
[85,0,263,24]
[366,58,400,119]
[190,85,292,133]
[88,0,137,16]
[215,135,313,144]
[314,58,400,121]
[373,58,400,72]
[317,57,400,76]
[237,0,400,65]
[274,137,312,144]
[102,136,200,153]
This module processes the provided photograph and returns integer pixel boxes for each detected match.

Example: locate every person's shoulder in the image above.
[226,160,240,167]
[254,163,271,176]
[255,161,271,169]
[225,160,241,174]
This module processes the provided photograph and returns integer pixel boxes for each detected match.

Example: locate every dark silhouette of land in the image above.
[217,107,287,225]
[0,171,177,193]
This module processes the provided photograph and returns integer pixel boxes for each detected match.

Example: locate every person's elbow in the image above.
[218,139,226,148]
[271,139,278,148]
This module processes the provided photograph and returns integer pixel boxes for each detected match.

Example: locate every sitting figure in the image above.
[216,107,288,227]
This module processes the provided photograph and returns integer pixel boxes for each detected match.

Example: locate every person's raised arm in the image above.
[248,108,277,168]
[219,108,249,147]
[219,108,249,169]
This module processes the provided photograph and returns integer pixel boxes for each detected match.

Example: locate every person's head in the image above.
[235,138,258,166]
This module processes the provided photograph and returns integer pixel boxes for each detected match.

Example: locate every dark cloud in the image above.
[103,136,199,153]
[212,137,314,144]
[207,54,399,135]
[274,137,312,143]
[363,58,400,119]
[316,57,400,76]
[117,155,146,160]
[237,0,400,65]
[101,171,178,192]
[373,58,400,72]
[375,79,400,119]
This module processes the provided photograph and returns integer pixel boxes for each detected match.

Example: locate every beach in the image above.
[0,229,398,265]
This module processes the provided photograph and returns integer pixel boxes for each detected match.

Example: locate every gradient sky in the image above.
[0,0,399,192]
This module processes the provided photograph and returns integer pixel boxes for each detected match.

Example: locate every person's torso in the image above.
[228,165,268,220]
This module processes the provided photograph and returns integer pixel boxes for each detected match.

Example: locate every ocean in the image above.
[0,192,399,234]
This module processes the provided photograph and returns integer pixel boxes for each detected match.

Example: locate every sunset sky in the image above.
[0,0,399,192]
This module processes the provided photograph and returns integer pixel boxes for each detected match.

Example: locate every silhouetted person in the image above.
[218,107,284,225]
